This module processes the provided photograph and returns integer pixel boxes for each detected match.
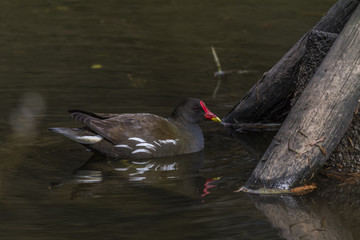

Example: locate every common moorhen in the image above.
[49,98,221,159]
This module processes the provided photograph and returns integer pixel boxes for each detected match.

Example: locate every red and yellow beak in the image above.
[200,101,222,123]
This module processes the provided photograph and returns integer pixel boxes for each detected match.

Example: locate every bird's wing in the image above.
[69,110,178,144]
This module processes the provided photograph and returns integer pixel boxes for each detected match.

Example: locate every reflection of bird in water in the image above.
[49,151,220,202]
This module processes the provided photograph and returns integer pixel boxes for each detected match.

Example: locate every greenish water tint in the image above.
[3,0,359,239]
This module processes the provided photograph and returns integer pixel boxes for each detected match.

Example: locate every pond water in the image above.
[3,0,359,239]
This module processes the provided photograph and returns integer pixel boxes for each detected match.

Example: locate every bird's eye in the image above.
[193,106,200,112]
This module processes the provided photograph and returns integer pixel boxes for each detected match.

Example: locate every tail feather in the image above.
[49,127,103,144]
[68,110,95,126]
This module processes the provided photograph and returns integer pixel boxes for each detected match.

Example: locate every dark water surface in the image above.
[3,1,359,239]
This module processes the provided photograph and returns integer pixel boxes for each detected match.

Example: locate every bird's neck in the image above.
[167,117,204,151]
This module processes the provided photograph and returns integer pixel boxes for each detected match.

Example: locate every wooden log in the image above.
[223,0,359,124]
[241,3,360,191]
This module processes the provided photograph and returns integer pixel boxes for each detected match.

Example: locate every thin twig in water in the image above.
[211,46,222,99]
[211,46,222,72]
[221,122,281,131]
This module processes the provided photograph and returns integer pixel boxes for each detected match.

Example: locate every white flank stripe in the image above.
[136,143,156,151]
[128,137,146,143]
[157,139,178,145]
[114,144,133,149]
[74,135,103,144]
[132,149,152,154]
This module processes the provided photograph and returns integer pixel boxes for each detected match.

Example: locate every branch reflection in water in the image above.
[248,186,356,240]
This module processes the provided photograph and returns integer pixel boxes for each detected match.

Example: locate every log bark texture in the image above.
[243,3,360,190]
[223,0,359,124]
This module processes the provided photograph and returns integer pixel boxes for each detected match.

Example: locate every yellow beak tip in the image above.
[211,117,222,123]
